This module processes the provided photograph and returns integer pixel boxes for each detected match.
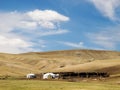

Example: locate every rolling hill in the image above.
[0,49,120,77]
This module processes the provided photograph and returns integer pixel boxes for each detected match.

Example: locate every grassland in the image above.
[0,49,120,76]
[0,80,120,90]
[0,49,120,90]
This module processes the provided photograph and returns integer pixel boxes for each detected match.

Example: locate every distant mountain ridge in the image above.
[0,49,120,77]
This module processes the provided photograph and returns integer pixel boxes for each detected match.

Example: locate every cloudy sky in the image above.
[0,0,120,53]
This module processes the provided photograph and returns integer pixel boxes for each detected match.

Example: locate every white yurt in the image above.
[43,73,56,79]
[26,73,36,79]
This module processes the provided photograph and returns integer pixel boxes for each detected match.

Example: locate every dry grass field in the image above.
[0,49,120,77]
[0,79,120,90]
[0,49,120,90]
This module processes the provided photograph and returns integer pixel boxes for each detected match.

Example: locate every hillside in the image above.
[0,49,120,77]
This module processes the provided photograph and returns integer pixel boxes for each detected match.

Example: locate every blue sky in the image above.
[0,0,120,53]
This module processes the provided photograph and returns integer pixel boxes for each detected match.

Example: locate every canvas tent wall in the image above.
[43,73,59,79]
[26,73,36,79]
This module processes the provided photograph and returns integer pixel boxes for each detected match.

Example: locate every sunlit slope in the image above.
[0,49,120,76]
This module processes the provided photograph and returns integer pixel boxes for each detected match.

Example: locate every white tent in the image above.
[26,73,36,79]
[43,73,56,79]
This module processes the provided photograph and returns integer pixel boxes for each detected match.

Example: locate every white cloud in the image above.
[35,40,46,48]
[38,21,55,29]
[27,9,69,22]
[19,21,37,29]
[0,9,69,31]
[0,12,22,32]
[59,41,85,48]
[89,0,120,20]
[0,9,69,53]
[38,29,69,36]
[87,25,120,49]
[27,9,69,29]
[0,35,33,53]
[87,33,115,48]
[58,41,105,50]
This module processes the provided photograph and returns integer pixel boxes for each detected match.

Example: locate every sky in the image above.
[0,0,120,53]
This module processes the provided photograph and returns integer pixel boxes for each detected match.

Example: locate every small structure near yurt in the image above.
[43,73,59,79]
[26,73,36,79]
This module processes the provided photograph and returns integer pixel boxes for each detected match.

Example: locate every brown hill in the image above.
[0,49,120,77]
